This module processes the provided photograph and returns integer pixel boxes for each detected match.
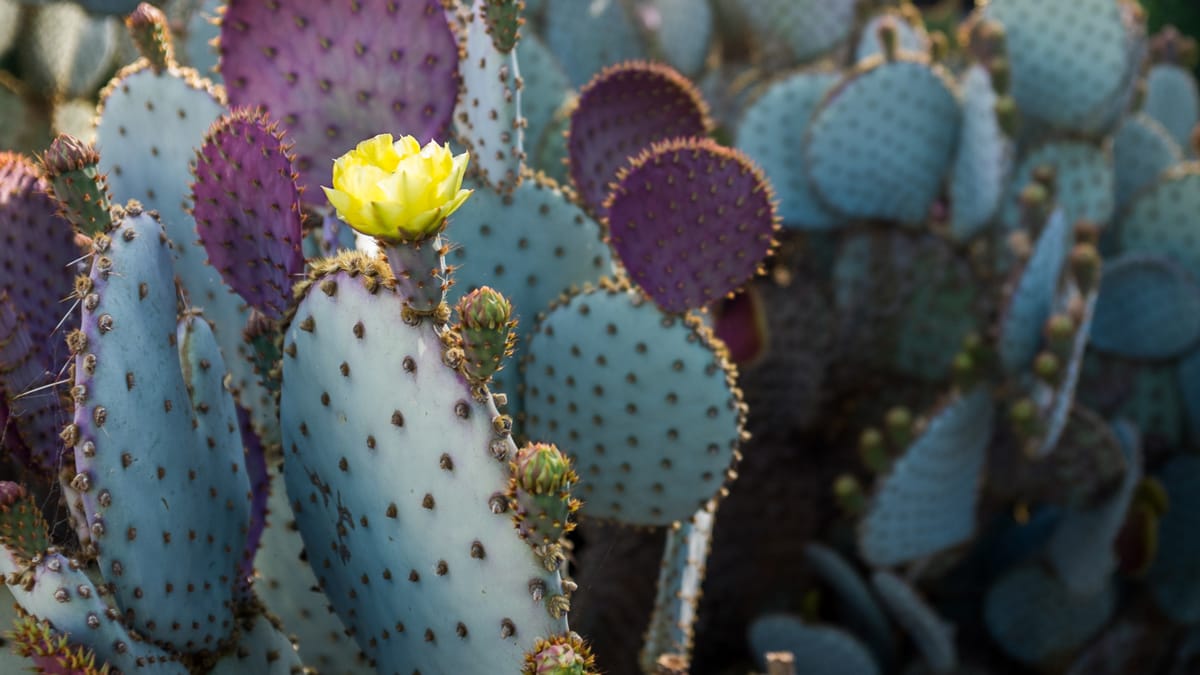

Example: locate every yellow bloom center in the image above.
[322,134,473,243]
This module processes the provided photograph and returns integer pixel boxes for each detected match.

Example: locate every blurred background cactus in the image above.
[0,0,1197,674]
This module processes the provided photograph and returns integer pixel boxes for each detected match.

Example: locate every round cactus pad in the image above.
[604,138,778,313]
[219,0,460,196]
[192,109,304,320]
[1118,164,1200,277]
[1091,254,1200,360]
[736,70,840,230]
[568,62,712,215]
[1144,63,1200,150]
[804,56,961,224]
[985,0,1133,131]
[1113,114,1182,210]
[859,388,994,567]
[524,283,743,525]
[747,614,880,675]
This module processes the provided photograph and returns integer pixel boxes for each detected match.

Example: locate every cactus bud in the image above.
[1043,313,1076,356]
[455,286,516,386]
[1191,122,1200,158]
[833,474,865,515]
[952,351,978,388]
[41,135,112,235]
[1033,351,1061,384]
[884,406,913,450]
[1073,219,1100,245]
[1070,243,1101,293]
[930,31,949,63]
[988,57,1011,95]
[483,0,525,54]
[858,428,889,473]
[1018,182,1051,229]
[1008,398,1040,439]
[524,635,595,675]
[877,20,899,61]
[126,3,175,73]
[513,443,573,496]
[994,95,1017,136]
[1031,165,1057,194]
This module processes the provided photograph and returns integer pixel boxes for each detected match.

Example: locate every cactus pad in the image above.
[1091,254,1200,360]
[192,109,305,320]
[567,62,712,216]
[804,56,960,224]
[18,3,119,100]
[747,614,880,675]
[454,2,523,192]
[984,563,1116,666]
[999,142,1115,231]
[635,0,714,77]
[524,282,743,525]
[984,0,1133,132]
[514,33,573,170]
[640,503,715,672]
[604,138,777,313]
[871,571,956,674]
[280,253,572,672]
[1117,164,1200,275]
[730,0,858,64]
[1148,455,1200,622]
[543,0,645,88]
[998,209,1071,373]
[1144,64,1200,150]
[219,0,460,196]
[70,209,252,651]
[736,70,840,230]
[803,544,894,664]
[856,11,930,62]
[859,388,994,567]
[1113,114,1182,210]
[950,64,1013,240]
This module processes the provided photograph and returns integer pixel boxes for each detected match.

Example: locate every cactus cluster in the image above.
[0,0,1197,674]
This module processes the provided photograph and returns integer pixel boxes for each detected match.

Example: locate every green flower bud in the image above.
[514,443,573,495]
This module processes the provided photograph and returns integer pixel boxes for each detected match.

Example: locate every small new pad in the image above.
[984,0,1132,132]
[219,0,460,196]
[805,57,961,224]
[984,563,1116,666]
[1144,64,1200,151]
[1113,114,1182,210]
[859,388,994,567]
[999,142,1115,232]
[1091,254,1200,360]
[640,504,714,672]
[568,62,712,216]
[523,284,743,525]
[192,110,305,320]
[1118,164,1200,277]
[736,70,840,230]
[950,64,1012,241]
[747,614,880,675]
[454,3,523,192]
[605,138,777,313]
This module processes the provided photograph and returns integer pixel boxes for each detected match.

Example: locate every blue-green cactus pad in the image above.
[1113,114,1182,210]
[454,3,523,192]
[1148,455,1200,622]
[1030,280,1099,459]
[984,0,1133,132]
[18,3,119,100]
[524,284,742,525]
[183,0,223,81]
[859,388,994,567]
[950,64,1013,241]
[736,70,840,230]
[998,209,1071,373]
[1144,64,1200,151]
[1091,254,1200,360]
[446,174,611,428]
[0,551,180,673]
[855,11,930,62]
[72,211,251,651]
[1045,420,1139,595]
[747,614,880,675]
[280,256,570,672]
[730,0,859,64]
[1117,164,1200,277]
[208,612,304,674]
[255,464,371,674]
[640,503,714,672]
[515,33,573,167]
[999,142,1115,232]
[543,0,645,88]
[871,571,957,674]
[96,63,276,444]
[802,544,894,664]
[635,0,713,77]
[984,563,1116,666]
[805,57,960,224]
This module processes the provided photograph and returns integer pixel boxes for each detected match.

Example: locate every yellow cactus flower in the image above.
[322,134,473,243]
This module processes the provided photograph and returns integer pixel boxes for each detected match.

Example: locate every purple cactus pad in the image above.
[192,109,304,320]
[568,61,713,215]
[219,0,460,196]
[604,138,779,313]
